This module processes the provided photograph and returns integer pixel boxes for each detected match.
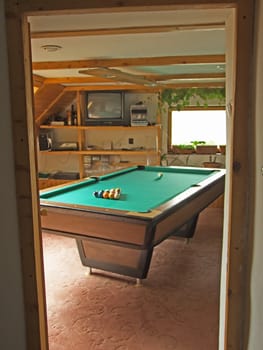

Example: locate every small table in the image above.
[40,165,225,281]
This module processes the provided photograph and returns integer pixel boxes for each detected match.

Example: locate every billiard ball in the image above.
[103,190,110,199]
[98,190,104,198]
[109,192,115,199]
[93,191,99,198]
[114,192,120,199]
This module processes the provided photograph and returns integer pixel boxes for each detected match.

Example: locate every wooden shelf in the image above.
[39,124,161,177]
[40,149,159,156]
[40,124,161,131]
[38,91,161,179]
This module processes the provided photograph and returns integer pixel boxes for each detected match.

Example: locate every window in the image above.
[169,108,226,148]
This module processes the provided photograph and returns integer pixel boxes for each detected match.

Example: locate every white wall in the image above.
[0,1,27,349]
[166,153,225,167]
[247,0,263,348]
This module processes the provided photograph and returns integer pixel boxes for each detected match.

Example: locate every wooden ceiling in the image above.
[30,9,228,92]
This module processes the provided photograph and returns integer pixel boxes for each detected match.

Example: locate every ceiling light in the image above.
[41,45,62,52]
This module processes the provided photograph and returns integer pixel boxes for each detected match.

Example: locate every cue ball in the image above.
[114,192,120,199]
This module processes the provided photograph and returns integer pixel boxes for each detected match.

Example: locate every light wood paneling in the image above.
[32,54,225,70]
[34,87,76,125]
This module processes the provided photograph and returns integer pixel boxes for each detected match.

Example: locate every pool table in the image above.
[40,165,225,281]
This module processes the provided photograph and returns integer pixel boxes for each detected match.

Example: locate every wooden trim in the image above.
[63,82,225,91]
[44,76,115,84]
[173,105,226,110]
[224,1,255,349]
[76,91,85,177]
[5,11,48,350]
[162,81,225,88]
[43,72,225,85]
[32,54,225,70]
[167,110,172,151]
[154,72,225,81]
[5,1,236,15]
[64,84,161,91]
[31,22,225,39]
[167,104,226,150]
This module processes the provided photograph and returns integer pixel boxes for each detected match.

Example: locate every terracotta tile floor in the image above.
[43,208,223,350]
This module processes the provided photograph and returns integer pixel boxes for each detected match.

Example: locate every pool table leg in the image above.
[86,266,143,285]
[171,214,199,239]
[76,238,153,280]
[136,278,142,286]
[84,267,93,277]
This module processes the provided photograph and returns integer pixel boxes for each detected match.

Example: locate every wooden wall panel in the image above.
[34,85,76,125]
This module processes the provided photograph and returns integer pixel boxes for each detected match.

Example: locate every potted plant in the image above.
[172,144,195,154]
[195,143,219,154]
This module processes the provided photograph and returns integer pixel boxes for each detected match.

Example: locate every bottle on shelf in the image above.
[66,110,71,126]
[71,104,78,126]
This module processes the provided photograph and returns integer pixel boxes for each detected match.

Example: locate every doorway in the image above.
[4,1,254,349]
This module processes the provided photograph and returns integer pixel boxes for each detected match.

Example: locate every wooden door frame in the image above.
[4,1,255,349]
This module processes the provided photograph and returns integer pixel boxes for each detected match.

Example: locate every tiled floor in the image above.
[43,208,223,350]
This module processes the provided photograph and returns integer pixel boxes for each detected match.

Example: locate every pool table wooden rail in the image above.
[153,172,225,244]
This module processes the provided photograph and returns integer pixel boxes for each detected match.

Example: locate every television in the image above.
[84,91,129,126]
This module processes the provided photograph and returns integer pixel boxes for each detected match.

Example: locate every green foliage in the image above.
[176,144,195,150]
[190,140,206,147]
[159,87,225,111]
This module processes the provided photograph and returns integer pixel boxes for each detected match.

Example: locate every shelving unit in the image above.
[36,89,161,185]
[39,124,161,178]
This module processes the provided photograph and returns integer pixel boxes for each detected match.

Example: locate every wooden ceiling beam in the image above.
[6,0,235,15]
[64,84,160,91]
[42,72,225,85]
[151,72,225,81]
[44,76,114,84]
[32,54,225,70]
[162,81,225,88]
[63,81,224,91]
[31,22,225,39]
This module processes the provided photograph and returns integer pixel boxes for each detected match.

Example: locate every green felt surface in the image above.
[40,166,217,213]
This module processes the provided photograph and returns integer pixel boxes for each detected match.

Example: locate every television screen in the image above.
[85,91,129,126]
